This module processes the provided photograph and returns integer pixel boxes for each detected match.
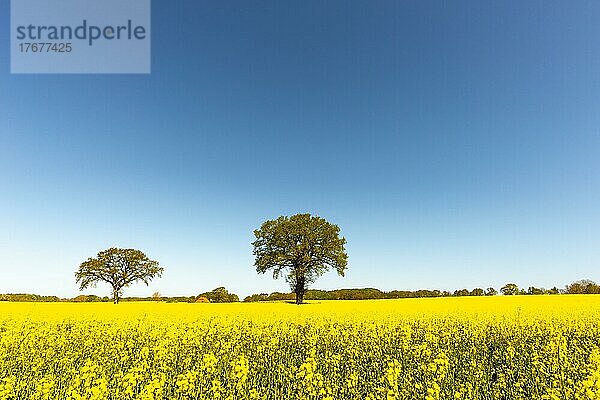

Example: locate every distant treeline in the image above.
[244,287,525,302]
[0,287,239,303]
[1,280,598,303]
[0,294,61,302]
[242,280,594,301]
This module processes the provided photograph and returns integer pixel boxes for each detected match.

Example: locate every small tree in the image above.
[252,213,348,304]
[527,286,545,295]
[547,287,561,295]
[500,283,519,296]
[485,287,497,296]
[470,288,484,296]
[75,248,163,304]
[152,292,162,302]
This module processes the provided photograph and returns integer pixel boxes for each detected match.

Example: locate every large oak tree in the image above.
[252,214,348,304]
[75,248,163,304]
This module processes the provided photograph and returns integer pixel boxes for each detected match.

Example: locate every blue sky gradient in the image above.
[1,1,599,298]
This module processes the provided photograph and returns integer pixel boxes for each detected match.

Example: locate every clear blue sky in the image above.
[1,1,599,299]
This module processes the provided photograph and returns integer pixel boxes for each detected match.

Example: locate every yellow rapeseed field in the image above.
[1,295,600,400]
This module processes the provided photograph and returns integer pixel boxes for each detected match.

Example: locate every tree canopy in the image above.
[500,283,520,296]
[565,279,600,294]
[252,213,348,304]
[75,248,163,304]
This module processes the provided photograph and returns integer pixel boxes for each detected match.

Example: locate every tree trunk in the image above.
[113,287,120,304]
[295,274,305,305]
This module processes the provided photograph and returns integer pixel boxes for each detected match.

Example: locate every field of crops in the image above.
[1,296,600,400]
